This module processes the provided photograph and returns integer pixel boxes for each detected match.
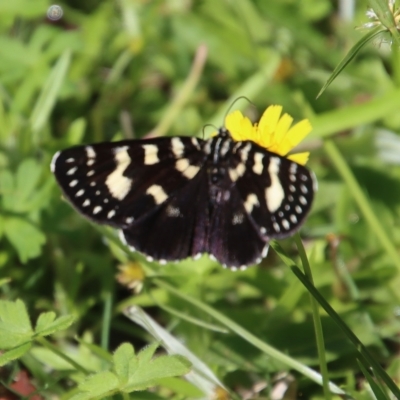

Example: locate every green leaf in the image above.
[0,299,33,349]
[0,342,32,366]
[35,312,75,337]
[3,216,46,263]
[70,371,119,400]
[357,359,391,400]
[0,215,4,240]
[113,342,136,383]
[14,158,42,211]
[30,49,71,135]
[137,343,158,364]
[317,27,385,98]
[66,118,87,146]
[0,169,13,193]
[124,355,191,392]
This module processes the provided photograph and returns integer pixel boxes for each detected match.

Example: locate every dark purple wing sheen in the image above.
[120,169,210,263]
[207,186,269,269]
[51,137,205,229]
[232,141,315,239]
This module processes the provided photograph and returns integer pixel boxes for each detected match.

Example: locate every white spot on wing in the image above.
[175,158,200,179]
[299,195,307,205]
[83,199,90,207]
[105,146,133,200]
[86,146,96,158]
[191,137,200,148]
[93,206,102,214]
[300,184,308,194]
[142,144,160,165]
[126,217,134,224]
[203,140,212,155]
[295,205,302,214]
[119,230,127,245]
[67,167,77,175]
[290,214,297,223]
[69,180,78,187]
[253,153,264,174]
[244,193,259,214]
[219,140,231,157]
[87,170,95,177]
[50,151,60,172]
[282,219,290,230]
[65,157,74,163]
[86,146,96,166]
[229,163,245,182]
[265,157,284,212]
[76,189,84,197]
[240,143,252,162]
[146,184,168,205]
[171,138,185,158]
[107,210,116,218]
[273,222,280,232]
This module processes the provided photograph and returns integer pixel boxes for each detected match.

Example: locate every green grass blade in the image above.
[310,87,400,139]
[323,140,400,274]
[294,234,331,400]
[357,359,391,400]
[317,27,385,98]
[29,49,71,137]
[200,50,280,137]
[291,266,400,399]
[153,279,349,397]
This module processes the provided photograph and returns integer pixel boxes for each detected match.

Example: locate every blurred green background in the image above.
[2,0,400,399]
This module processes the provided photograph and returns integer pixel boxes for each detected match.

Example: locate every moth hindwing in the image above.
[51,129,315,269]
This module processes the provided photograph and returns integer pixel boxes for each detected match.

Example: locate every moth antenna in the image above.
[223,96,256,124]
[202,123,218,139]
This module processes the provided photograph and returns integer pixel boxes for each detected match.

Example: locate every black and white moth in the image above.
[51,127,316,269]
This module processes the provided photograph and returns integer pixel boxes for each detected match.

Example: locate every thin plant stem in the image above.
[101,290,113,351]
[145,44,208,138]
[153,278,348,397]
[35,337,89,374]
[294,233,331,400]
[324,139,400,275]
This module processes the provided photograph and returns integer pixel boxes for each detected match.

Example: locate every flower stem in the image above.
[294,234,331,400]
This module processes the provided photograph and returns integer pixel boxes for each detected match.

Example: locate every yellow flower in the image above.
[225,105,312,165]
[116,262,145,293]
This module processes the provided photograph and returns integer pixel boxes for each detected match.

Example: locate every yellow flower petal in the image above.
[225,110,254,141]
[223,104,312,165]
[269,113,294,155]
[285,119,312,148]
[287,152,310,165]
[258,105,282,135]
